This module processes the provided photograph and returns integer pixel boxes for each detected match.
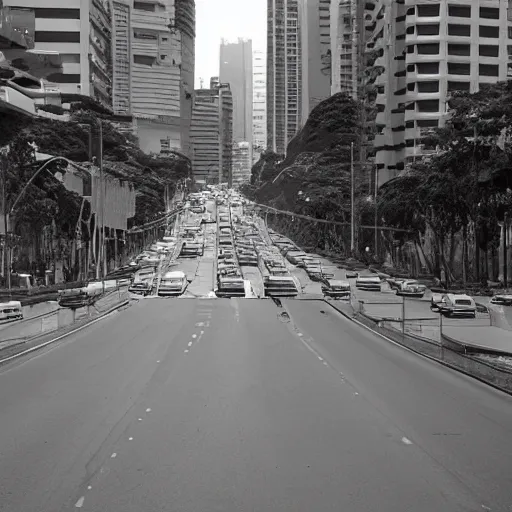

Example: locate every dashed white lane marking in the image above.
[87,486,92,490]
[402,437,413,445]
[156,360,160,363]
[297,333,303,337]
[481,505,491,511]
[184,349,189,353]
[200,330,204,335]
[129,437,133,441]
[75,496,85,508]
[323,361,328,366]
[192,334,197,339]
[318,356,323,361]
[111,453,117,458]
[354,392,359,396]
[146,408,151,413]
[138,418,142,421]
[188,341,193,347]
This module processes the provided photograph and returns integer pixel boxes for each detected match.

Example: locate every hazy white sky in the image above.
[194,0,266,88]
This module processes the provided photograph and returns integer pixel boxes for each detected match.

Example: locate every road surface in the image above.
[0,298,511,511]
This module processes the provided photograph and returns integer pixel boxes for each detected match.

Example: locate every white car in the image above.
[396,280,427,298]
[355,275,381,291]
[439,294,476,318]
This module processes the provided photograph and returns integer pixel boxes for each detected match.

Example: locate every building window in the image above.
[405,139,415,148]
[134,31,157,40]
[448,24,470,36]
[417,43,440,55]
[34,8,80,18]
[377,103,385,112]
[407,82,415,91]
[448,4,471,17]
[34,31,80,43]
[405,120,414,128]
[479,7,499,19]
[407,45,415,54]
[417,99,439,112]
[417,4,440,17]
[448,81,470,92]
[45,73,81,83]
[417,62,440,74]
[417,80,439,93]
[479,64,499,77]
[448,43,470,56]
[448,62,470,75]
[406,26,415,34]
[417,119,439,128]
[406,7,414,15]
[480,25,499,38]
[479,45,499,57]
[416,24,440,36]
[134,1,155,11]
[134,55,156,66]
[509,27,512,39]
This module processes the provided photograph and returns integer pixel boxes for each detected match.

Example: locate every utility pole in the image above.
[350,142,355,254]
[1,152,10,292]
[374,165,378,257]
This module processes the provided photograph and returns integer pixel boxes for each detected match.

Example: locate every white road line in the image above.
[75,496,85,508]
[156,360,160,363]
[184,349,189,353]
[318,356,323,361]
[188,341,193,347]
[138,418,142,421]
[192,334,197,339]
[146,408,152,413]
[401,437,413,445]
[87,486,92,490]
[129,437,133,441]
[111,453,117,458]
[297,332,303,337]
[354,392,359,396]
[200,330,204,334]
[323,361,328,366]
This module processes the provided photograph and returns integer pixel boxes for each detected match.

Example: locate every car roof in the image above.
[164,271,185,278]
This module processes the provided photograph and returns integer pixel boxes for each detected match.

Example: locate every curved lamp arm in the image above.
[9,156,91,215]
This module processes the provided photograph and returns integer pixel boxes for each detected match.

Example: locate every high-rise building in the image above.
[232,141,252,187]
[252,48,267,162]
[299,0,331,118]
[368,0,512,186]
[267,0,301,155]
[3,0,112,106]
[111,0,195,156]
[219,38,253,146]
[190,79,233,185]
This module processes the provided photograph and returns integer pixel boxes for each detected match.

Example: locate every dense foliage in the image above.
[377,81,512,281]
[0,108,191,228]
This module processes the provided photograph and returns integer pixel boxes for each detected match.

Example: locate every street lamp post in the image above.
[350,142,355,254]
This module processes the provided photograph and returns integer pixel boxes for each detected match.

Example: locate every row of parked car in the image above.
[267,231,352,299]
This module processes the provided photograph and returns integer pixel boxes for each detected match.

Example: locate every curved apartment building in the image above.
[368,0,512,186]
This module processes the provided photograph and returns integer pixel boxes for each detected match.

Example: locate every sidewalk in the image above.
[314,255,512,357]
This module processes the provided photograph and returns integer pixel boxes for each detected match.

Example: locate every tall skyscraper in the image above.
[367,0,512,186]
[219,38,253,146]
[3,0,112,106]
[190,79,233,184]
[299,0,331,118]
[267,0,301,155]
[111,0,195,156]
[252,48,267,162]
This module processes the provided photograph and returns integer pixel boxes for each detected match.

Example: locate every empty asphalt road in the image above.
[0,298,511,511]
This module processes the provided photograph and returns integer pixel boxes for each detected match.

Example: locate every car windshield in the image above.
[455,299,472,305]
[162,278,182,284]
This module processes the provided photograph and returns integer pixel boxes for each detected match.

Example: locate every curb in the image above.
[321,299,512,397]
[0,299,131,366]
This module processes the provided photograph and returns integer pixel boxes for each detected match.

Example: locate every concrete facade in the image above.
[267,0,302,155]
[299,0,331,119]
[368,0,512,186]
[219,38,253,148]
[252,48,267,162]
[191,80,233,185]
